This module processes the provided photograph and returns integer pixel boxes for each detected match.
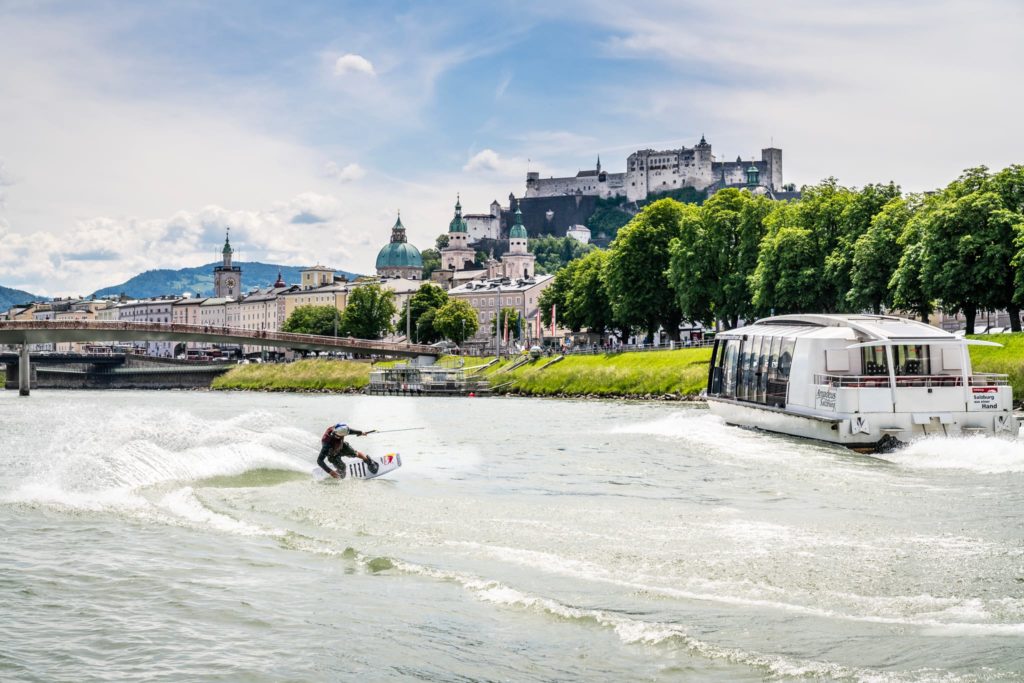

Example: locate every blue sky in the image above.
[1,0,1022,296]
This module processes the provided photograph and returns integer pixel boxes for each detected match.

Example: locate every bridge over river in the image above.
[0,320,440,396]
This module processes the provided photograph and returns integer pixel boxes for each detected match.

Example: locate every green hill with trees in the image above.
[0,285,45,311]
[90,262,361,299]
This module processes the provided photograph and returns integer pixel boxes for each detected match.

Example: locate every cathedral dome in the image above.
[376,241,423,269]
[376,213,423,269]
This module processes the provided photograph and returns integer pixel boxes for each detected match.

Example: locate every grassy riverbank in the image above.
[211,358,370,392]
[967,334,1024,396]
[211,349,712,397]
[478,348,712,397]
[207,335,1024,399]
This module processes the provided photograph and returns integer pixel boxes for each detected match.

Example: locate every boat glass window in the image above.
[722,340,739,398]
[894,344,930,375]
[768,337,781,383]
[756,337,769,404]
[742,339,757,401]
[766,338,794,407]
[861,346,889,375]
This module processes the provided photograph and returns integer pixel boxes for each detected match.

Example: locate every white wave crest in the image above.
[881,435,1024,473]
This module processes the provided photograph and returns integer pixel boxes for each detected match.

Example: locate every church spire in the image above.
[222,228,233,268]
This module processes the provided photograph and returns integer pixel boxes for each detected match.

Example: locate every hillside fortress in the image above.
[524,136,783,202]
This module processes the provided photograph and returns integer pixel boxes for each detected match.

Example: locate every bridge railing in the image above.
[0,320,439,356]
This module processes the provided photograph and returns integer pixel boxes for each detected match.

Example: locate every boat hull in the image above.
[706,396,1019,451]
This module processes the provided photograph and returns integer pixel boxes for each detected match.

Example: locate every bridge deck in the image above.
[0,321,439,358]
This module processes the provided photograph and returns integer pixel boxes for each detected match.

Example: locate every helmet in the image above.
[331,423,351,438]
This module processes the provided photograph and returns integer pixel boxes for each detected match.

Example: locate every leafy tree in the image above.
[490,307,522,338]
[420,248,441,279]
[605,198,689,340]
[565,249,614,334]
[433,299,479,345]
[415,308,442,344]
[338,284,396,339]
[749,226,820,314]
[668,188,771,328]
[587,206,633,243]
[848,196,912,313]
[920,191,1017,334]
[401,282,449,341]
[529,235,595,275]
[826,182,901,311]
[538,260,579,330]
[435,234,449,249]
[888,201,933,322]
[282,304,341,336]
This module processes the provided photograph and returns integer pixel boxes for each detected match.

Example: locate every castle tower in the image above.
[441,195,476,271]
[761,147,783,191]
[213,228,242,299]
[375,211,423,279]
[501,207,536,280]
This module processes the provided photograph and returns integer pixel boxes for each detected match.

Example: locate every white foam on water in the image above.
[381,555,979,682]
[3,408,313,540]
[155,487,280,537]
[879,435,1024,474]
[607,411,845,470]
[437,538,1024,640]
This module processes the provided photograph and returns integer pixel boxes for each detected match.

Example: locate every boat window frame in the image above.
[756,336,769,404]
[722,339,739,398]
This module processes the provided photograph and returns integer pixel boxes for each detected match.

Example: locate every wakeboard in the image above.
[312,452,401,481]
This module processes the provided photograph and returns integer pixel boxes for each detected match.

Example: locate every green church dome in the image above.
[376,213,423,269]
[376,241,423,269]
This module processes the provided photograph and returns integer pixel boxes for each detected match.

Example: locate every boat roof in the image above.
[718,314,958,343]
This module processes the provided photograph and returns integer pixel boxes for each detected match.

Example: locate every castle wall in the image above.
[711,160,769,187]
[525,173,627,200]
[526,138,781,203]
[502,195,599,238]
[464,214,500,241]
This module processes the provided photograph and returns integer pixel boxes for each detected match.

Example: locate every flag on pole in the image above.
[503,311,509,344]
[535,312,541,340]
[551,304,556,336]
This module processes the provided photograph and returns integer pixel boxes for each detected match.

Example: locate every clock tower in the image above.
[213,228,242,298]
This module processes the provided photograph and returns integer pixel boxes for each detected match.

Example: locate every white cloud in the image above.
[333,53,376,77]
[463,149,502,173]
[325,161,366,183]
[571,0,1024,191]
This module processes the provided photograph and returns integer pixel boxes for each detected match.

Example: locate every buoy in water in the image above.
[468,392,476,397]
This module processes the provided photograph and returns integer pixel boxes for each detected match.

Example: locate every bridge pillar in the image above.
[19,343,30,396]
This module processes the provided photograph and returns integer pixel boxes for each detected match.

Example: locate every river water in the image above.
[2,390,1023,682]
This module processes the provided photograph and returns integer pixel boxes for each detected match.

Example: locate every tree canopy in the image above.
[338,284,396,339]
[529,235,595,275]
[282,304,340,336]
[433,299,479,345]
[605,199,689,340]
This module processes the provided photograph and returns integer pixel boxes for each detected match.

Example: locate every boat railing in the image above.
[813,373,1009,388]
[969,373,1010,386]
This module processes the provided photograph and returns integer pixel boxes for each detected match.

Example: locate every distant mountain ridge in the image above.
[90,262,361,299]
[0,285,46,311]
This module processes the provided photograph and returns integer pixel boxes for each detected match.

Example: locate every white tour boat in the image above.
[705,314,1018,450]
